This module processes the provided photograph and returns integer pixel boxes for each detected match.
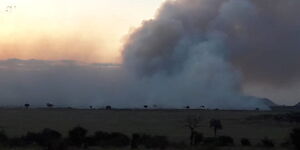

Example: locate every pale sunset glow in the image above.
[0,0,164,63]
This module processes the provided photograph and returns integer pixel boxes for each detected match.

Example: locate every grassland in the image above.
[0,108,298,149]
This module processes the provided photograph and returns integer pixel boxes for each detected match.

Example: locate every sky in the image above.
[0,0,164,63]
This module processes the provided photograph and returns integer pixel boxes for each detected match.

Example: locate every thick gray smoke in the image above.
[122,0,271,109]
[1,0,298,109]
[124,0,300,85]
[0,59,265,109]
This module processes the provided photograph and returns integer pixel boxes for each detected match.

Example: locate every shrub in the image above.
[169,141,187,149]
[0,130,8,145]
[217,136,234,146]
[87,131,130,148]
[241,138,251,146]
[131,133,169,149]
[68,126,88,147]
[290,128,300,150]
[203,136,234,147]
[143,135,169,149]
[261,137,274,147]
[8,137,28,147]
[194,132,203,145]
[131,133,140,149]
[107,132,130,147]
[203,137,217,146]
[21,128,62,149]
[38,128,62,146]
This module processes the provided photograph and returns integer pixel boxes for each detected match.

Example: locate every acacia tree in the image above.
[209,119,222,137]
[184,115,202,146]
[24,104,30,109]
[46,103,53,108]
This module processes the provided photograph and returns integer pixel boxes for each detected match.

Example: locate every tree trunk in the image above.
[190,128,195,146]
[214,127,217,137]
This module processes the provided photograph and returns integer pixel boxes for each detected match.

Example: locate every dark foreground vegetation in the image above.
[0,125,299,150]
[247,112,300,123]
[0,109,299,149]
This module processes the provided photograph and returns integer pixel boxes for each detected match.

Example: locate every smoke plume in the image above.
[1,0,299,109]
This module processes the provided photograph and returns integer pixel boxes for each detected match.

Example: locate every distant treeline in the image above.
[247,112,300,123]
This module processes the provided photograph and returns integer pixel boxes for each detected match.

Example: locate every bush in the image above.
[217,136,234,146]
[290,128,300,150]
[261,137,274,147]
[203,137,217,146]
[203,136,234,147]
[131,133,169,149]
[68,126,88,147]
[87,131,130,148]
[8,137,28,147]
[131,133,140,149]
[194,132,203,145]
[21,128,63,150]
[168,141,188,149]
[241,138,251,146]
[104,132,130,147]
[0,130,8,145]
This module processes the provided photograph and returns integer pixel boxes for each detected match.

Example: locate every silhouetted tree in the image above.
[89,106,93,109]
[106,105,112,110]
[24,104,30,109]
[68,126,87,148]
[186,106,190,109]
[47,103,54,108]
[184,115,201,146]
[144,105,148,109]
[209,119,222,137]
[290,128,300,150]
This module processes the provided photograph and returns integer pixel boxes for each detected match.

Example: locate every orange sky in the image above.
[0,0,164,63]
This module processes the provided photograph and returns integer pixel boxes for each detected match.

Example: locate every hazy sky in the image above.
[0,0,164,63]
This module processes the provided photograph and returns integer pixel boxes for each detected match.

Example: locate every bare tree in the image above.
[209,119,222,137]
[184,115,201,146]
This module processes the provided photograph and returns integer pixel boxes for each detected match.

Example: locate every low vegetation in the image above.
[0,109,298,149]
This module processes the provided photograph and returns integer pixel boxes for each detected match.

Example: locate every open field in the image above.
[0,108,298,149]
